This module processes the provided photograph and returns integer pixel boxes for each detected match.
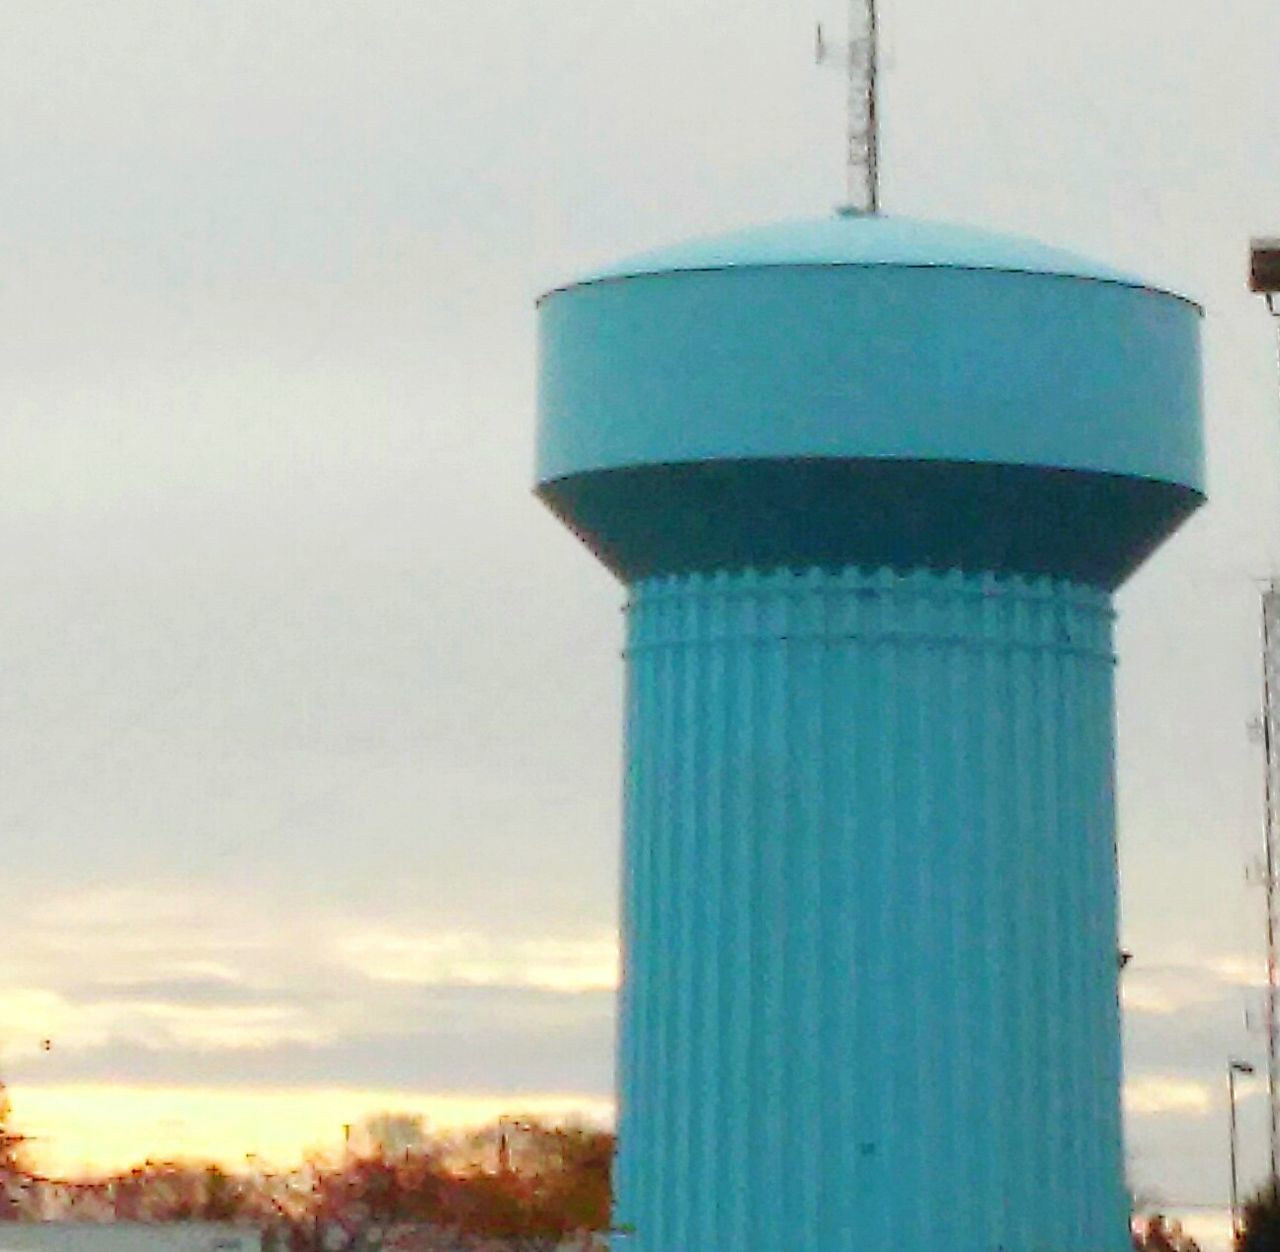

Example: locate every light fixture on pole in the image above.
[1230,1058,1257,1239]
[1250,238,1280,310]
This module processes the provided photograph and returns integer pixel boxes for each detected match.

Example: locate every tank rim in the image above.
[537,213,1201,310]
[538,258,1203,310]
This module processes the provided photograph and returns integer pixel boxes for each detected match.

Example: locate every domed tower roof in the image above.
[536,213,1204,589]
[555,213,1168,294]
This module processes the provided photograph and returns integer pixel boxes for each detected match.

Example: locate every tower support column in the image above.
[614,566,1127,1252]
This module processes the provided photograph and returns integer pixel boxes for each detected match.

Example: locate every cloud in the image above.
[0,886,283,982]
[6,989,614,1095]
[79,976,295,1008]
[1122,953,1262,1016]
[1125,1076,1213,1117]
[1204,955,1265,988]
[0,884,616,1093]
[337,931,619,993]
[0,986,325,1059]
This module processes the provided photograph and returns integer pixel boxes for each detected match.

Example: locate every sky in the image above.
[0,0,1278,1243]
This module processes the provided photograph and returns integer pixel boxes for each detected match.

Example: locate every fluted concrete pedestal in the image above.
[613,568,1125,1252]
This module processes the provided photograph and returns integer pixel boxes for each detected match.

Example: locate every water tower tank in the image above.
[535,213,1204,1252]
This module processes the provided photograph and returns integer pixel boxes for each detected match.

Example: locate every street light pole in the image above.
[1231,1058,1257,1239]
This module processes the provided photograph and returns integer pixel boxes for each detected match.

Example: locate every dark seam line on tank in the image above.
[535,461,1208,499]
[536,262,1203,312]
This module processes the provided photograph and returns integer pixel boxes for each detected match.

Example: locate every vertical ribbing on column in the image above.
[614,566,1124,1252]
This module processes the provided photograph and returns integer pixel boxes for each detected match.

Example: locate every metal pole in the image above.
[1231,1062,1243,1235]
[864,0,879,213]
[818,0,882,214]
[1261,590,1280,1182]
[1233,1059,1244,1234]
[1230,1059,1256,1239]
[1250,240,1280,1186]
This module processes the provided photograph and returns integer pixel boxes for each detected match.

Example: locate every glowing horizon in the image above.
[8,1084,614,1179]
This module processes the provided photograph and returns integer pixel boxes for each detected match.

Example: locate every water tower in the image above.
[535,212,1203,1250]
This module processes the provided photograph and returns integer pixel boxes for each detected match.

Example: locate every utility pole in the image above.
[1262,588,1280,1182]
[1253,237,1280,1183]
[816,0,881,214]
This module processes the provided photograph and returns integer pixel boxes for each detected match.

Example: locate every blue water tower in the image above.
[535,214,1203,1252]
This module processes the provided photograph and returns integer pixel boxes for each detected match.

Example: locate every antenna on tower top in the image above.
[815,0,881,215]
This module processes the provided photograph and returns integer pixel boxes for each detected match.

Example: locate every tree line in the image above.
[0,1089,612,1250]
[14,1083,1280,1252]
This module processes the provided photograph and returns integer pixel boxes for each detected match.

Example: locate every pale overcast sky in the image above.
[0,0,1278,1243]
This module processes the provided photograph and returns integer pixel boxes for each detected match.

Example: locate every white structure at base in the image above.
[0,1223,259,1251]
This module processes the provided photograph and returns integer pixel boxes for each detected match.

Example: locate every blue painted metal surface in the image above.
[534,213,1204,1252]
[559,213,1160,291]
[537,214,1203,589]
[617,569,1124,1252]
[538,264,1201,488]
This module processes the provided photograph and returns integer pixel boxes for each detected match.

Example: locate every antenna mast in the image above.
[816,0,881,214]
